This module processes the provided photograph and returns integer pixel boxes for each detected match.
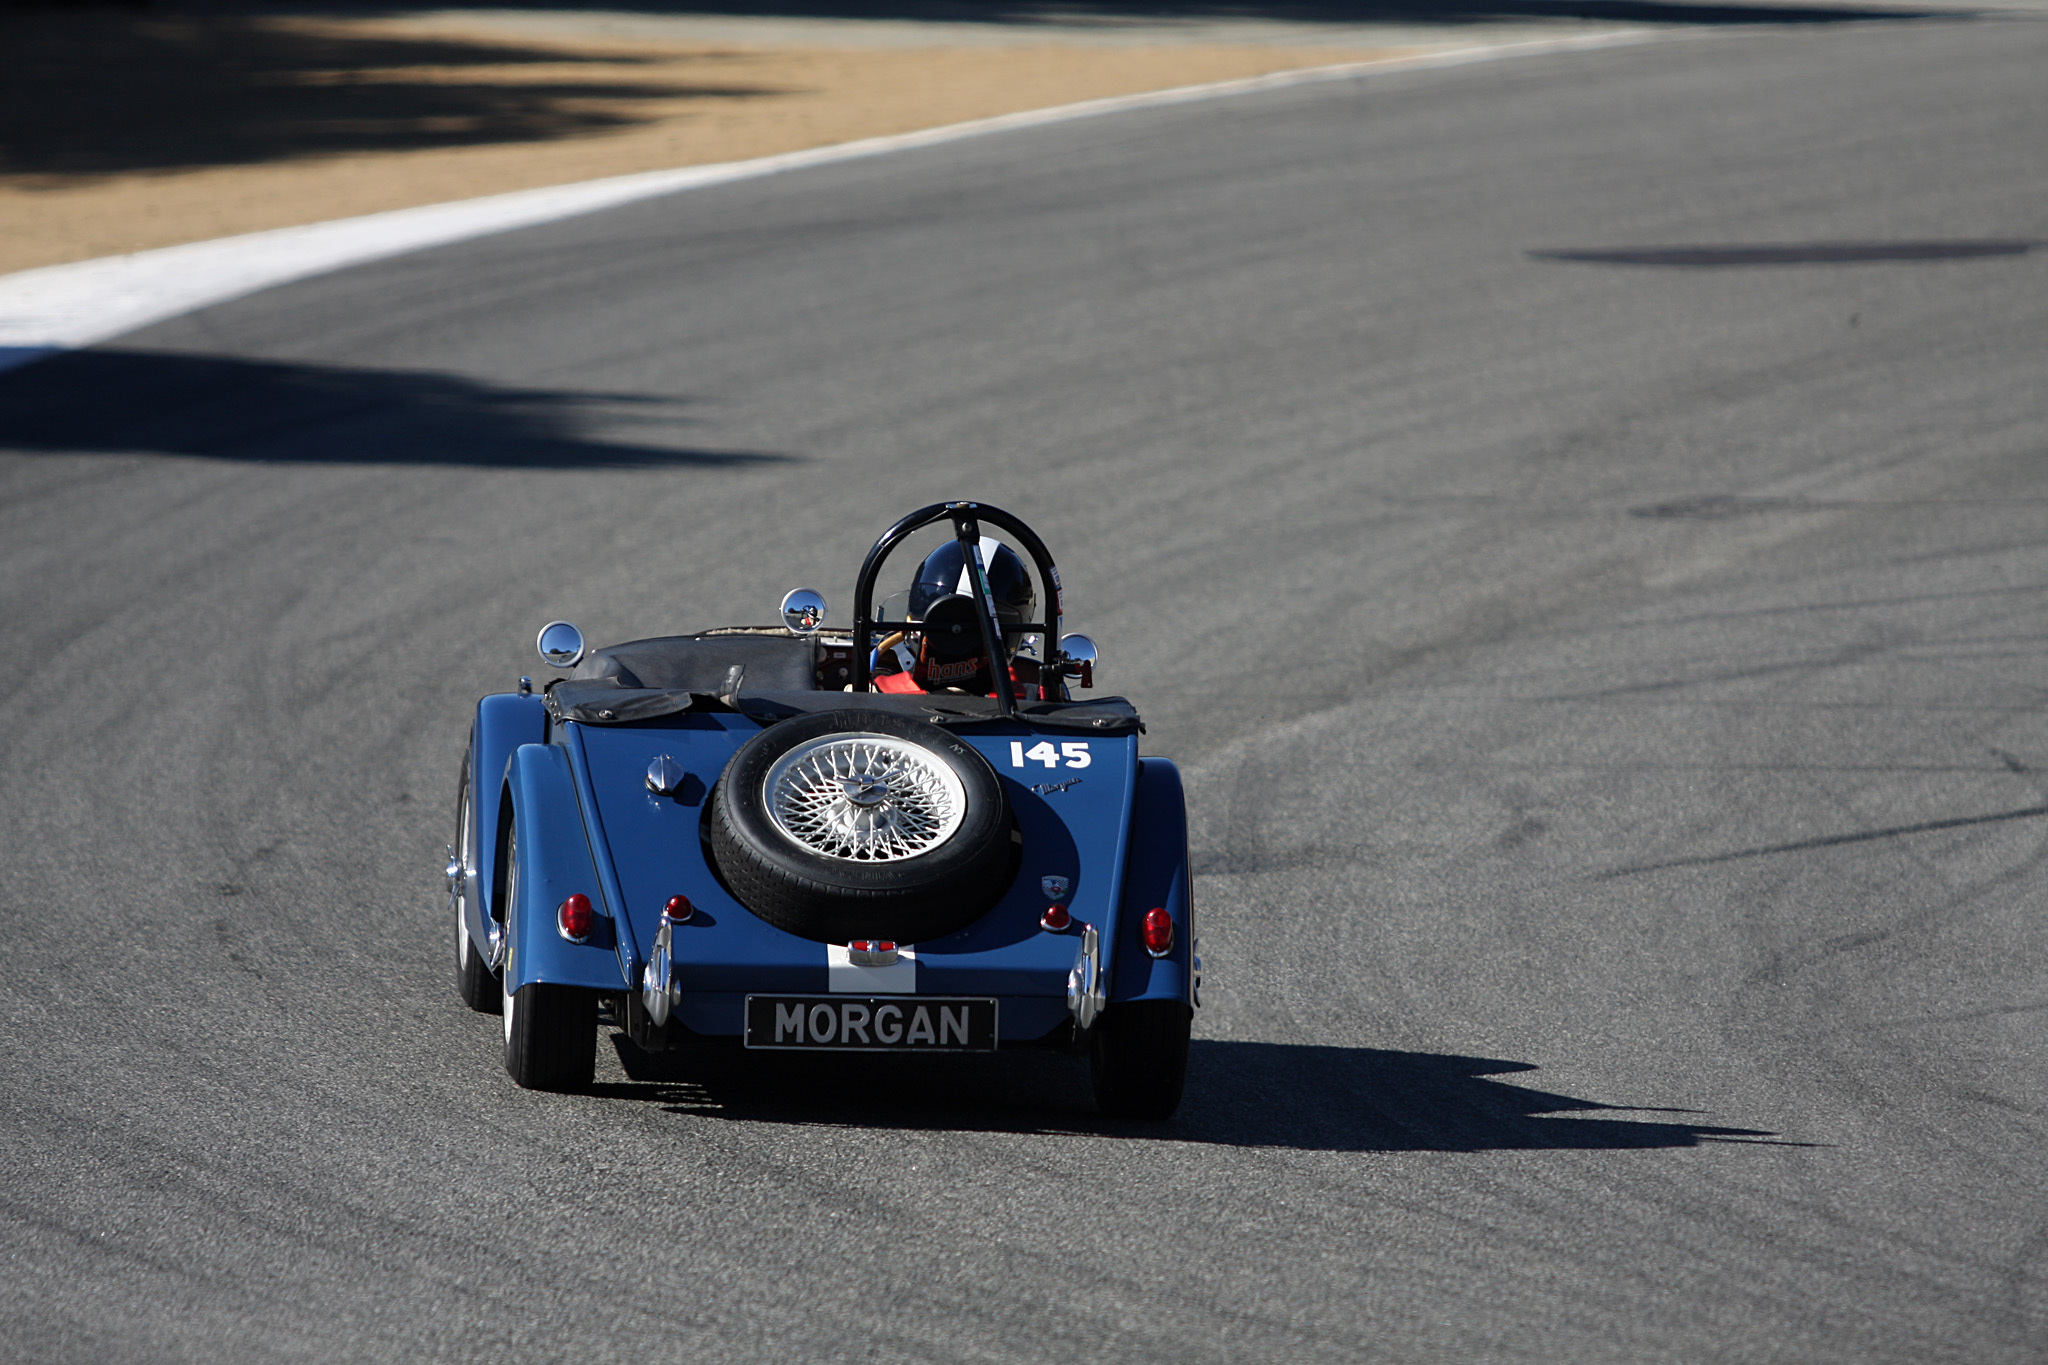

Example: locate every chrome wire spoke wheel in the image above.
[763,733,966,862]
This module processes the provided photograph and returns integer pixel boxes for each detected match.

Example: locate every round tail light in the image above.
[557,893,596,942]
[664,895,694,923]
[1140,906,1174,957]
[1040,904,1071,931]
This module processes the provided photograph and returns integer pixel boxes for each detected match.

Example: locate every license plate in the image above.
[744,995,998,1051]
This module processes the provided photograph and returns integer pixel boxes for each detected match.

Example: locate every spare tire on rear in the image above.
[708,709,1014,944]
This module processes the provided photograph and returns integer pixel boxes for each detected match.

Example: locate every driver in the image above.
[874,538,1040,696]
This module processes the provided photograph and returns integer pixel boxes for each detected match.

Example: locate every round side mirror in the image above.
[781,588,827,635]
[1057,632,1098,688]
[536,620,586,670]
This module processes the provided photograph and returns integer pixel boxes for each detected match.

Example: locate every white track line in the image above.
[0,30,1655,375]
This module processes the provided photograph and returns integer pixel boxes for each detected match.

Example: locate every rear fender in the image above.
[466,692,547,952]
[501,742,629,994]
[1108,758,1193,1006]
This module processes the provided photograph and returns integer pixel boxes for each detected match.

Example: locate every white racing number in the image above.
[1009,740,1091,770]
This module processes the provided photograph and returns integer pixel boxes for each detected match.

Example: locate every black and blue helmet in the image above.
[907,538,1036,660]
[909,538,1035,626]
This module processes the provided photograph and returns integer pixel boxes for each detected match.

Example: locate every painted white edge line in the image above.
[0,29,1655,375]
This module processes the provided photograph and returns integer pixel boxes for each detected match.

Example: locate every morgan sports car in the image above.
[445,502,1199,1118]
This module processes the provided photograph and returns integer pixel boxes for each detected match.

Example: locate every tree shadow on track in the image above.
[0,348,793,469]
[0,0,1953,183]
[600,1036,1789,1149]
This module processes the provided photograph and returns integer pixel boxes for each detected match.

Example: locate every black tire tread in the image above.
[709,797,1012,943]
[504,982,596,1092]
[457,924,500,1013]
[1091,1000,1192,1120]
[453,753,501,1013]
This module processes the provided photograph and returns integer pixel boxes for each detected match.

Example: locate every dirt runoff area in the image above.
[0,7,1438,276]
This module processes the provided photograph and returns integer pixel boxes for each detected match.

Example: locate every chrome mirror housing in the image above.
[1057,632,1098,688]
[781,587,828,635]
[535,619,586,670]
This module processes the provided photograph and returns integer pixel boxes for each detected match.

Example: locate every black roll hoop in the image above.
[849,501,1066,718]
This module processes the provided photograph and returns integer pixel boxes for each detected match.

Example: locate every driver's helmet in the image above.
[907,537,1036,664]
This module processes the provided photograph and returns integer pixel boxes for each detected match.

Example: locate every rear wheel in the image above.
[502,978,597,1092]
[452,759,499,1013]
[496,814,596,1091]
[1090,1001,1191,1120]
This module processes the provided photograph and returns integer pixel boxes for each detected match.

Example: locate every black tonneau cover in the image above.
[552,628,1140,732]
[547,681,1141,734]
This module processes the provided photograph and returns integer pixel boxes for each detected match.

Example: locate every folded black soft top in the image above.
[547,679,1141,734]
[550,628,1139,732]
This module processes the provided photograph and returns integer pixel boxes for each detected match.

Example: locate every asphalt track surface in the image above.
[3,16,2046,1363]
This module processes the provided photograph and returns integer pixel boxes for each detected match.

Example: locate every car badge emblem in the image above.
[848,940,899,967]
[1041,876,1071,902]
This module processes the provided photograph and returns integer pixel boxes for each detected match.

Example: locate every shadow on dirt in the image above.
[0,0,1951,182]
[285,0,1956,28]
[0,10,782,180]
[0,348,793,468]
[600,1035,1786,1149]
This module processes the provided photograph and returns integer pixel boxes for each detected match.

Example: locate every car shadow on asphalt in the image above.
[600,1035,1788,1149]
[0,348,794,469]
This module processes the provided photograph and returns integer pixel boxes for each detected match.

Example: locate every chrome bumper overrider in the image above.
[636,913,1118,1037]
[641,913,681,1028]
[1066,923,1104,1030]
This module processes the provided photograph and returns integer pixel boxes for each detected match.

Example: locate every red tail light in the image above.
[557,893,596,942]
[664,895,693,923]
[1040,904,1071,931]
[1140,907,1174,957]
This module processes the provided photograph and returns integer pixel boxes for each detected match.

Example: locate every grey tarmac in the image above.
[1,10,2045,1362]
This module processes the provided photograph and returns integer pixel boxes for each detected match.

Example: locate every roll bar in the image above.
[850,501,1065,717]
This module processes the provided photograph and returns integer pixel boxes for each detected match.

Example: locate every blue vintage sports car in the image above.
[446,501,1197,1118]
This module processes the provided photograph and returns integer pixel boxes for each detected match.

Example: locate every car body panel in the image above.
[914,730,1136,999]
[464,690,547,955]
[1110,758,1194,1005]
[575,713,830,997]
[538,712,1144,1042]
[503,741,633,994]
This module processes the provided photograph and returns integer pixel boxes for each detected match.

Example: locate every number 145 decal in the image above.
[1009,740,1091,769]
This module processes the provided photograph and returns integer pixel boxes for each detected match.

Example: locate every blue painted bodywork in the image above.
[502,743,631,992]
[471,693,1192,1044]
[1110,759,1194,1004]
[462,691,546,958]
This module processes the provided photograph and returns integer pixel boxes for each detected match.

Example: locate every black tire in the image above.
[1090,1001,1192,1120]
[502,979,597,1092]
[497,812,596,1091]
[452,757,499,1013]
[708,709,1013,944]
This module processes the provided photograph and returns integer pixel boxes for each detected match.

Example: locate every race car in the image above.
[445,501,1197,1118]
